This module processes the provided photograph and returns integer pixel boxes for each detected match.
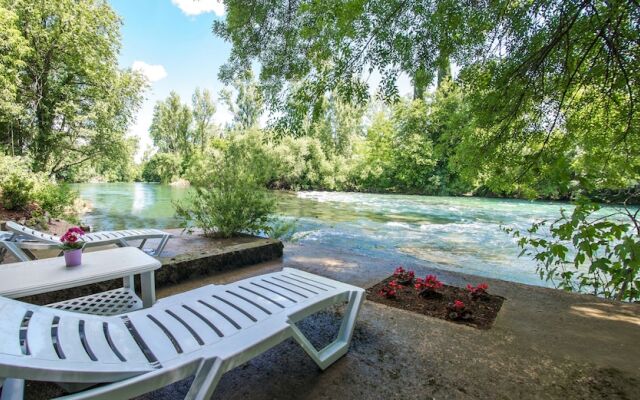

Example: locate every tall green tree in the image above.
[0,5,28,143]
[219,71,264,130]
[192,88,216,150]
[0,0,146,176]
[149,91,193,156]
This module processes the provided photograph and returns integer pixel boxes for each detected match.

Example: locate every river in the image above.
[73,182,601,288]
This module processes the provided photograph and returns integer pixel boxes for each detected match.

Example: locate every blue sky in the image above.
[110,0,230,160]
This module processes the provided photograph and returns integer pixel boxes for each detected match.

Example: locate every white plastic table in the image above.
[0,247,161,310]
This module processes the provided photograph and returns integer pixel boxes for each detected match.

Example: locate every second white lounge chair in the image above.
[5,221,172,258]
[0,268,364,399]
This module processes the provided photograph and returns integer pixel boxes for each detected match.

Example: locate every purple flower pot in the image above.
[64,249,82,267]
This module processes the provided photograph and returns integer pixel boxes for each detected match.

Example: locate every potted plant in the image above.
[60,227,85,267]
[393,266,415,285]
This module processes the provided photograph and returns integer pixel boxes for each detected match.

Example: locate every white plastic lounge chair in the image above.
[0,268,364,400]
[5,221,172,258]
[1,232,62,263]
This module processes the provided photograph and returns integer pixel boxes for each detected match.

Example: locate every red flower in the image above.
[389,280,403,289]
[378,285,398,299]
[394,266,405,276]
[414,275,443,291]
[453,300,465,310]
[467,283,489,296]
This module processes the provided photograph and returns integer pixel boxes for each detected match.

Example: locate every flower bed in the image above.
[366,268,505,329]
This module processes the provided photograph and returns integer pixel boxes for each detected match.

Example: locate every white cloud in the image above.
[171,0,225,16]
[132,61,167,82]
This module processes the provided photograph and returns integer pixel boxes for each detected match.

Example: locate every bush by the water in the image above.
[0,154,77,219]
[175,138,276,238]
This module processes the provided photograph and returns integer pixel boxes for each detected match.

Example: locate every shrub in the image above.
[141,152,182,183]
[34,181,77,218]
[176,158,275,238]
[505,197,640,302]
[0,154,77,217]
[0,172,34,210]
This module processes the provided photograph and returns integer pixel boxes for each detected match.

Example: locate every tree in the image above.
[192,88,216,150]
[219,71,264,130]
[149,91,193,156]
[214,0,640,196]
[214,0,486,108]
[0,0,146,176]
[0,5,28,143]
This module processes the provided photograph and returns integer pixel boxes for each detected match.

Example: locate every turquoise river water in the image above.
[73,182,623,288]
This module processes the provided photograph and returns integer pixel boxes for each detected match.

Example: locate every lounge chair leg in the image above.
[290,290,364,370]
[185,358,225,400]
[152,236,169,256]
[0,378,25,400]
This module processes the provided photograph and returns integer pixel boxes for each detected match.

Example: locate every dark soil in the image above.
[366,276,505,329]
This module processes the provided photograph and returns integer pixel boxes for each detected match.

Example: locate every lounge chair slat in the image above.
[288,272,337,289]
[165,308,213,345]
[181,304,224,338]
[249,282,298,304]
[279,275,328,291]
[260,278,309,299]
[57,317,92,363]
[25,312,59,360]
[101,321,148,364]
[211,294,260,323]
[196,300,243,332]
[126,313,184,360]
[82,319,126,363]
[0,303,29,356]
[239,285,286,308]
[270,276,319,294]
[207,296,260,327]
[224,290,274,315]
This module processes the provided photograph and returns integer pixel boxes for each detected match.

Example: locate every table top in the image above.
[0,247,161,299]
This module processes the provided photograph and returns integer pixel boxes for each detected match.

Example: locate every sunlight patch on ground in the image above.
[570,304,640,326]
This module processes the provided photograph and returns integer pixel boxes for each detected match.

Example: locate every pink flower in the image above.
[61,227,84,245]
[453,300,465,310]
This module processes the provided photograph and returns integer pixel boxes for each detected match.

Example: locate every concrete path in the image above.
[148,242,640,400]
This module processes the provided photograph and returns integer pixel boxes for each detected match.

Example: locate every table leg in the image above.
[123,275,134,289]
[140,271,156,308]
